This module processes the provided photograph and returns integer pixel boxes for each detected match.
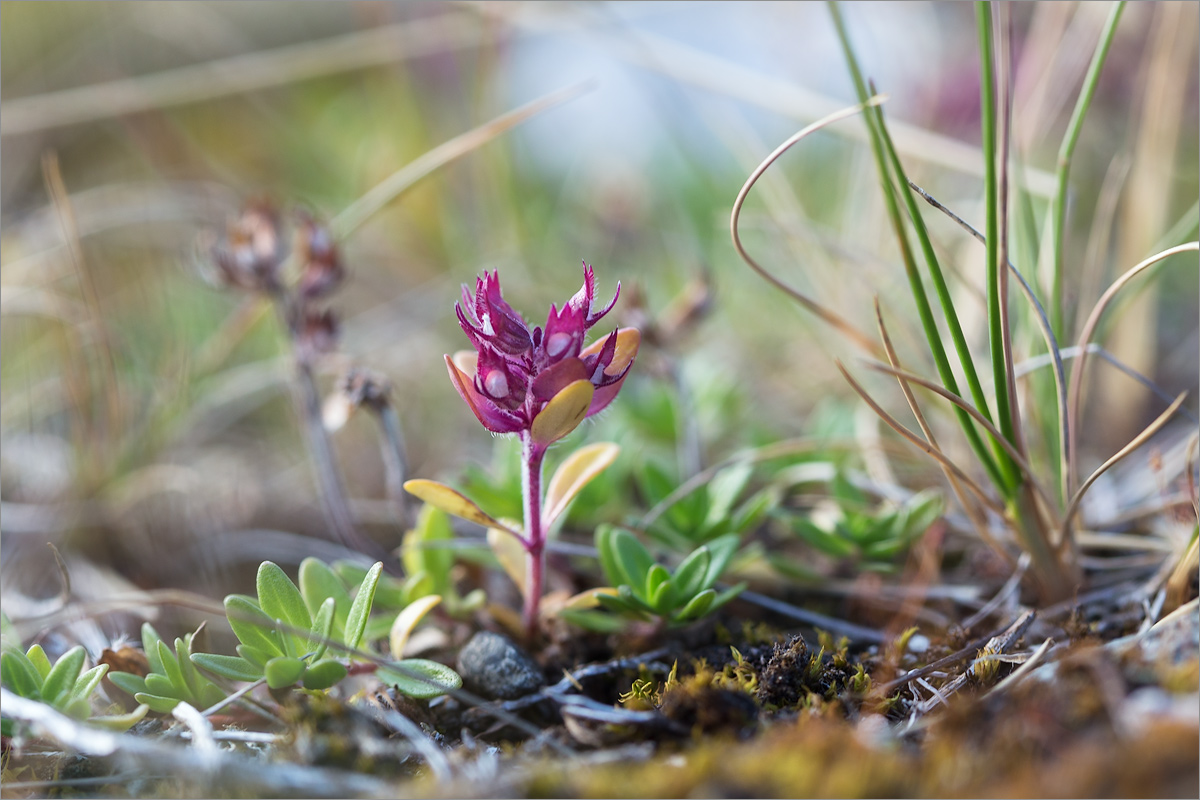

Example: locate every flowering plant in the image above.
[406,264,639,638]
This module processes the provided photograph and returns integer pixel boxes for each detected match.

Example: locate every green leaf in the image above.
[596,592,640,616]
[264,656,306,689]
[399,571,435,608]
[791,517,857,559]
[25,644,52,680]
[403,479,513,532]
[344,562,383,651]
[107,671,149,697]
[175,637,204,699]
[155,641,186,698]
[141,623,166,677]
[675,589,716,622]
[671,546,712,602]
[709,582,747,614]
[643,564,671,611]
[376,659,461,700]
[543,442,620,528]
[362,614,396,644]
[699,534,741,590]
[71,664,108,702]
[731,488,777,536]
[650,577,675,614]
[42,646,85,706]
[703,462,753,529]
[90,704,150,731]
[256,562,312,656]
[402,506,455,595]
[133,692,180,714]
[200,682,227,709]
[310,596,336,662]
[389,595,442,660]
[595,525,624,588]
[144,673,184,700]
[0,612,19,652]
[225,595,282,657]
[235,644,274,669]
[63,697,92,720]
[301,659,347,691]
[192,653,263,683]
[1,650,43,700]
[299,558,352,633]
[611,528,655,589]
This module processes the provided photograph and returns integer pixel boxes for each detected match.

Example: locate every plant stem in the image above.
[520,431,547,641]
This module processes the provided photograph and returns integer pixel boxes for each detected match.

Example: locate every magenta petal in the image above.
[445,355,525,434]
[585,370,630,418]
[531,357,589,402]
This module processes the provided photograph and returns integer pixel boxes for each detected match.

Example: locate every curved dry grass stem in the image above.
[730,96,887,358]
[1061,392,1188,544]
[332,80,595,239]
[835,361,1007,518]
[862,360,1059,527]
[873,300,1002,559]
[1066,241,1199,493]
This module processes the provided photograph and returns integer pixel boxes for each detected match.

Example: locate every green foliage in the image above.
[2,629,148,733]
[588,526,746,626]
[774,475,944,574]
[107,623,227,715]
[190,560,381,690]
[638,460,775,552]
[187,560,461,699]
[398,506,486,618]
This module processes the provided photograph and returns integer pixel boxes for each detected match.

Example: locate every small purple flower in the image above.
[447,263,639,447]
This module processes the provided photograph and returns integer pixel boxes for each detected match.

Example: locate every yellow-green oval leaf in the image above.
[543,442,620,529]
[388,595,442,660]
[487,526,527,597]
[530,379,594,446]
[403,479,515,534]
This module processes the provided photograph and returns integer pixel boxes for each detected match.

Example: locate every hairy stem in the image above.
[520,431,547,641]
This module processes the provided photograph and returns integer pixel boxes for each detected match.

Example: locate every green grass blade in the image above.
[1048,1,1126,338]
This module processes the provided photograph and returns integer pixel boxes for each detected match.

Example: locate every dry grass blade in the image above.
[835,361,1006,517]
[332,81,595,239]
[0,13,483,137]
[730,97,888,357]
[874,300,1001,559]
[862,360,1059,526]
[1061,392,1189,544]
[1066,241,1199,492]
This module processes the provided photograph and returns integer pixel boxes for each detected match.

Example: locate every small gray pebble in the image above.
[456,631,545,700]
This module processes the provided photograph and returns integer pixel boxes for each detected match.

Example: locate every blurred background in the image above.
[2,2,1196,638]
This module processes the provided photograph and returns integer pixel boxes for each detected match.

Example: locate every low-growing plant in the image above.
[107,623,227,714]
[405,265,640,639]
[2,636,147,733]
[638,460,775,552]
[185,560,460,699]
[773,473,944,575]
[586,526,746,627]
[397,506,487,618]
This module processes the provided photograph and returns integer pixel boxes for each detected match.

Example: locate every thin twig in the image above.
[960,552,1031,631]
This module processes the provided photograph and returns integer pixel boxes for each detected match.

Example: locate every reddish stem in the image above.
[520,431,546,641]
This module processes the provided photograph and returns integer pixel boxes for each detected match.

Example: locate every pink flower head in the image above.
[447,263,639,446]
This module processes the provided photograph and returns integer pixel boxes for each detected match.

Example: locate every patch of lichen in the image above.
[276,691,420,778]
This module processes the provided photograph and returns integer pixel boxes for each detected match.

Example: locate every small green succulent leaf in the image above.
[235,644,273,670]
[595,592,639,615]
[650,576,675,613]
[26,644,53,680]
[643,564,672,610]
[141,623,167,676]
[595,525,624,588]
[264,656,306,689]
[675,588,716,622]
[402,505,455,596]
[708,582,747,614]
[1,650,43,700]
[133,692,181,714]
[299,557,353,633]
[732,488,776,535]
[175,637,205,699]
[671,545,712,601]
[41,646,86,706]
[64,697,92,720]
[376,659,461,700]
[107,671,149,697]
[344,561,383,651]
[71,664,108,703]
[301,659,347,690]
[155,641,185,696]
[256,562,312,656]
[699,534,741,590]
[611,528,655,588]
[225,595,282,657]
[399,571,435,608]
[703,462,753,530]
[90,704,150,731]
[144,673,184,700]
[310,596,336,661]
[192,653,263,682]
[200,682,227,709]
